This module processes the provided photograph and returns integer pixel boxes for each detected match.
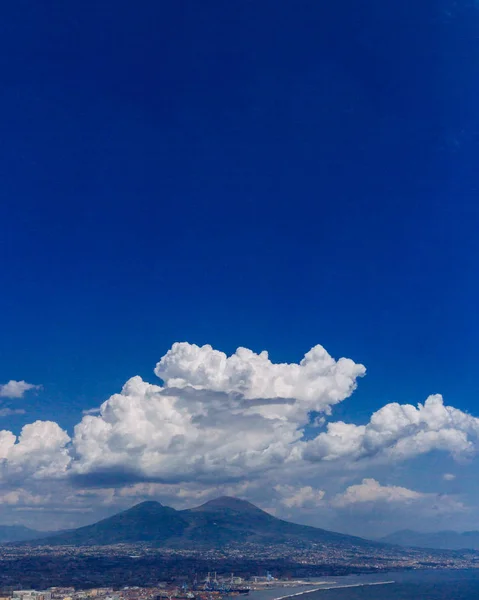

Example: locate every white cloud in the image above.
[0,344,476,492]
[0,380,41,399]
[155,342,366,418]
[0,488,46,507]
[82,407,101,416]
[332,478,424,507]
[72,377,304,482]
[443,473,456,481]
[0,408,25,417]
[275,484,326,508]
[0,421,71,481]
[0,341,477,534]
[303,395,479,465]
[332,478,466,515]
[71,343,365,483]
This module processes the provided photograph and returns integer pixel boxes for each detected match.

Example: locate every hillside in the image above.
[381,529,479,551]
[28,501,188,545]
[179,496,368,547]
[21,496,376,549]
[0,525,51,543]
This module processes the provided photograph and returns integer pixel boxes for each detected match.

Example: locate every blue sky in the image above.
[1,1,479,534]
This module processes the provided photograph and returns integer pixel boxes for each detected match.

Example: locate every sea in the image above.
[248,570,479,600]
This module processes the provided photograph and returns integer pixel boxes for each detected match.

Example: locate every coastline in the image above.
[273,586,338,600]
[250,580,395,600]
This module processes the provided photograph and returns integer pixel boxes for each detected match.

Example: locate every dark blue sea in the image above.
[250,570,479,600]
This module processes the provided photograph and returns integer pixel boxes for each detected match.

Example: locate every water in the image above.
[249,570,479,600]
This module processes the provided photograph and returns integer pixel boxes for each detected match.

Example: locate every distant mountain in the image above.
[20,496,378,549]
[0,525,54,543]
[380,529,479,551]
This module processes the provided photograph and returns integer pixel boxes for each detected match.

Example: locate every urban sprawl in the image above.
[0,542,477,593]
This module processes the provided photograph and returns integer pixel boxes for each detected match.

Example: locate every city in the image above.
[0,540,477,590]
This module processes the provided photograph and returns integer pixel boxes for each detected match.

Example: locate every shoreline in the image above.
[271,581,395,600]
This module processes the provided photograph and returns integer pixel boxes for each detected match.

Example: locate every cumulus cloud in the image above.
[331,478,466,516]
[275,484,326,508]
[0,488,46,507]
[72,377,304,483]
[303,395,479,465]
[443,473,456,481]
[0,380,41,398]
[332,478,424,507]
[82,407,101,416]
[71,343,365,483]
[0,341,478,533]
[155,342,366,418]
[0,421,71,482]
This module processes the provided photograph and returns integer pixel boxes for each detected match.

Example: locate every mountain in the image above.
[20,496,377,549]
[189,496,265,514]
[380,529,479,551]
[26,501,188,546]
[0,525,54,543]
[180,496,368,547]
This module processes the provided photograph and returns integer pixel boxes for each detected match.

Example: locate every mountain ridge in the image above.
[189,496,265,513]
[17,496,378,549]
[0,525,56,543]
[380,529,479,551]
[24,500,188,546]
